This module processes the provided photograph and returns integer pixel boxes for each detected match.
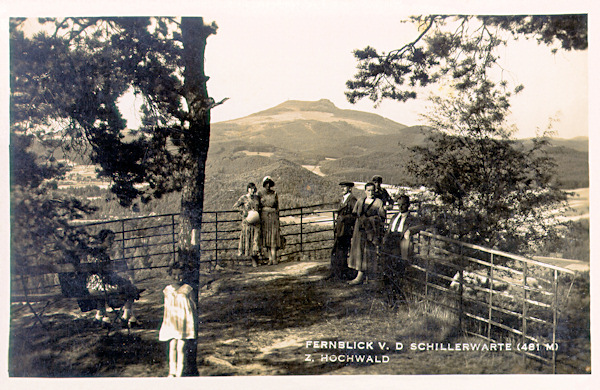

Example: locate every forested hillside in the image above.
[52,98,588,222]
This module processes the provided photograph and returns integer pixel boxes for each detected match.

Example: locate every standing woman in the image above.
[347,182,387,285]
[233,182,262,268]
[259,176,282,265]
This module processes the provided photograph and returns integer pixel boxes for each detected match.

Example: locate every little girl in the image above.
[158,264,197,377]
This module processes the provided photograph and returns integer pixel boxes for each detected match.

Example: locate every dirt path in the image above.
[11,258,584,376]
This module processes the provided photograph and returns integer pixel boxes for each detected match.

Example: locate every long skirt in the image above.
[239,221,261,256]
[260,209,282,249]
[347,229,380,278]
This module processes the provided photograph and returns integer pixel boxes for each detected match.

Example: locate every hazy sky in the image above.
[194,3,589,140]
[6,0,592,141]
[0,2,598,389]
[103,1,592,140]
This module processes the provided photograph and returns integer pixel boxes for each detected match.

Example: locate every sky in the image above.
[8,1,591,139]
[112,1,590,140]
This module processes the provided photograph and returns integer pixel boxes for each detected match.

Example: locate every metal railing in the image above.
[12,203,337,295]
[408,230,577,373]
[11,206,583,373]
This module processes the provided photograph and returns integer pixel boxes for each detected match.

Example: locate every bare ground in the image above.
[9,258,589,377]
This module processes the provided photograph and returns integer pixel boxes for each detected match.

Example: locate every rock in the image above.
[204,355,235,368]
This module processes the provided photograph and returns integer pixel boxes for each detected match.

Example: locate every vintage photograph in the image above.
[4,0,593,385]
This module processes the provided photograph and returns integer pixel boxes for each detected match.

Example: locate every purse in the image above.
[245,210,260,224]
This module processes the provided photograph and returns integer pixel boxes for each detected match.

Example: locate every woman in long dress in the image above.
[233,182,262,267]
[259,176,283,265]
[347,182,387,285]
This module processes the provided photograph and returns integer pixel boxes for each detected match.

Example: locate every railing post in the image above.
[121,219,126,261]
[552,269,558,374]
[424,234,431,303]
[424,237,430,307]
[300,207,304,255]
[522,262,529,364]
[488,253,494,341]
[214,213,219,268]
[458,244,464,330]
[171,214,177,266]
[332,209,337,241]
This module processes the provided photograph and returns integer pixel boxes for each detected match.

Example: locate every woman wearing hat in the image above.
[259,176,283,265]
[233,182,262,267]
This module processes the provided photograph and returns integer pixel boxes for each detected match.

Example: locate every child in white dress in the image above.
[159,265,196,377]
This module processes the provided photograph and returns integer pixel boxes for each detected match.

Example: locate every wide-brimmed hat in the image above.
[339,181,354,187]
[262,176,275,187]
[371,175,383,184]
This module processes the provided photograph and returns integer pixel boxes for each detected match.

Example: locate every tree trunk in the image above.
[177,17,216,377]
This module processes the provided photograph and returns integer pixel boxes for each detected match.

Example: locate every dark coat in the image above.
[374,187,394,207]
[347,197,386,273]
[329,193,358,279]
[334,193,357,239]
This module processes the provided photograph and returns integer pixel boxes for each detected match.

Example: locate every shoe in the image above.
[96,315,111,324]
[348,272,365,285]
[95,311,111,323]
[134,288,146,300]
[128,318,139,328]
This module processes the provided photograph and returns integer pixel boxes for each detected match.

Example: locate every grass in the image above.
[10,255,588,377]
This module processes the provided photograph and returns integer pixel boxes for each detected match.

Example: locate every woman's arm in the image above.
[233,195,245,209]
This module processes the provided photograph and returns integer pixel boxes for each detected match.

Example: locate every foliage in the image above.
[10,133,96,269]
[538,219,589,261]
[346,15,587,105]
[11,17,225,206]
[345,14,586,253]
[409,101,568,252]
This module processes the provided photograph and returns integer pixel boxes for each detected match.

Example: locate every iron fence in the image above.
[11,206,584,373]
[11,203,337,296]
[408,230,578,373]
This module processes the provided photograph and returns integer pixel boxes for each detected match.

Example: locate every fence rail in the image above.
[12,204,337,295]
[408,230,576,373]
[11,207,581,373]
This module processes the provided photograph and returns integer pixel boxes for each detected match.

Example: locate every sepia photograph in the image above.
[2,0,596,387]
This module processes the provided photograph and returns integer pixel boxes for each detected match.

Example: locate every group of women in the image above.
[233,176,283,267]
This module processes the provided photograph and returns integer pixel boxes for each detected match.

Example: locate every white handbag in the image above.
[245,210,260,224]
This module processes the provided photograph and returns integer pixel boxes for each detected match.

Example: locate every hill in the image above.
[205,152,340,210]
[209,99,587,189]
[36,98,589,221]
[211,99,409,153]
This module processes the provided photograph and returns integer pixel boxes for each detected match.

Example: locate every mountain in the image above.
[45,98,589,216]
[211,99,409,153]
[546,137,588,153]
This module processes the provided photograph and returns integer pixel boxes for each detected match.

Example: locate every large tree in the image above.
[346,15,587,252]
[10,16,224,375]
